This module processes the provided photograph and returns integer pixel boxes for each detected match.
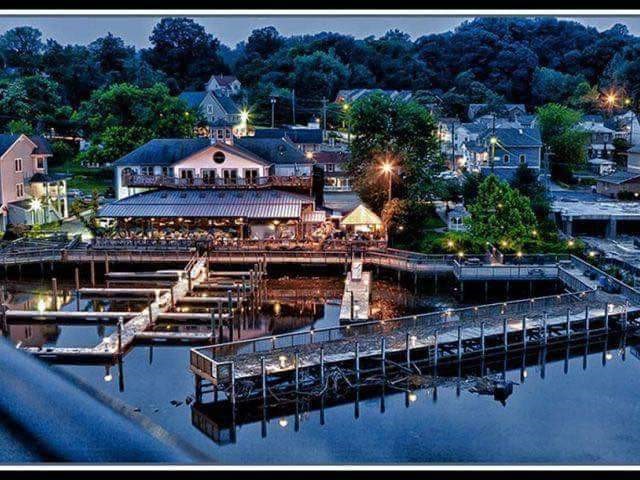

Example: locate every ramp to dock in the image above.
[339,260,371,322]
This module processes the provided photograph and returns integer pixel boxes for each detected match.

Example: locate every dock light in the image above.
[635,192,639,198]
[342,103,350,111]
[104,367,113,382]
[279,417,288,428]
[30,198,42,212]
[606,353,613,360]
[531,229,538,237]
[380,161,393,175]
[516,251,523,258]
[305,151,314,160]
[625,98,632,106]
[522,369,528,378]
[568,239,575,247]
[410,335,417,347]
[408,392,418,403]
[278,355,287,368]
[398,225,404,231]
[490,137,497,145]
[447,240,454,248]
[240,109,249,123]
[457,251,464,258]
[589,251,597,258]
[497,203,503,209]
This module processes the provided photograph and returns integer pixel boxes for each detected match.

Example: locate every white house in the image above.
[178,91,242,127]
[205,74,242,97]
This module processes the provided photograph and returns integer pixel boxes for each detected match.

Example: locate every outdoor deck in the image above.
[122,173,312,190]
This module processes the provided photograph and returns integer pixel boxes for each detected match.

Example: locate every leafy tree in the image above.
[5,119,33,135]
[76,83,198,165]
[0,26,43,74]
[467,174,538,250]
[245,26,284,59]
[291,51,349,100]
[510,164,550,220]
[347,93,440,214]
[88,33,135,81]
[531,67,585,105]
[0,75,63,131]
[144,17,228,89]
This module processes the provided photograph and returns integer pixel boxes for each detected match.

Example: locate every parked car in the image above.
[67,189,83,198]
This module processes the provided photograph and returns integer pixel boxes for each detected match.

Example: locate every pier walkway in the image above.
[339,259,371,322]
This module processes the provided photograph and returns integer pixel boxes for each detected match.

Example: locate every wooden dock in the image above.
[339,260,371,322]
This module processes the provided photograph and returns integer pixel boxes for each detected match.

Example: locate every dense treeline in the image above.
[1,16,640,135]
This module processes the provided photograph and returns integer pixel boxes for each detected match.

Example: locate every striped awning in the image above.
[302,210,327,223]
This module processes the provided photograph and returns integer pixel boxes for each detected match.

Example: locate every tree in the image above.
[0,26,43,74]
[510,164,550,220]
[5,119,33,135]
[245,26,284,59]
[347,93,440,214]
[145,17,228,89]
[291,51,349,100]
[531,67,585,105]
[0,75,64,132]
[76,83,198,165]
[467,174,538,250]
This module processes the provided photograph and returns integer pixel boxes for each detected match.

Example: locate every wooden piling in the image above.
[294,352,300,391]
[320,346,325,385]
[117,317,123,355]
[522,315,527,348]
[542,313,548,345]
[480,322,485,355]
[502,317,508,350]
[195,376,202,403]
[457,325,462,360]
[105,253,110,275]
[405,333,411,367]
[604,303,610,330]
[51,277,58,311]
[433,331,438,366]
[74,267,80,291]
[230,363,236,407]
[261,356,267,400]
[218,301,223,340]
[585,306,590,335]
[210,309,216,343]
[380,337,386,375]
[90,260,96,287]
[355,341,360,382]
[566,308,571,339]
[227,290,233,342]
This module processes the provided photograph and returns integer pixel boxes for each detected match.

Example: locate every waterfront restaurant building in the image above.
[102,129,326,242]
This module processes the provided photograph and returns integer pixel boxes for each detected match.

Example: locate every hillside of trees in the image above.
[1,16,640,135]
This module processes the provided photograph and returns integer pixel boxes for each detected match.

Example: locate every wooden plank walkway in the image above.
[339,260,371,322]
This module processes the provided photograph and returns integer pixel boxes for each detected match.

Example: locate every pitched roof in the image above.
[97,188,313,219]
[341,204,382,226]
[484,127,542,147]
[113,139,211,167]
[178,91,208,109]
[235,137,312,165]
[468,103,525,118]
[254,127,324,145]
[209,74,239,87]
[0,134,52,157]
[596,170,640,185]
[313,150,351,165]
[212,92,240,115]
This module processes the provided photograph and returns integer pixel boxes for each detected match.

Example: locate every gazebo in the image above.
[340,204,383,233]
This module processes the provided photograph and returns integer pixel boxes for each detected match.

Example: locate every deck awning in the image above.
[302,210,327,223]
[341,204,382,226]
[98,189,313,220]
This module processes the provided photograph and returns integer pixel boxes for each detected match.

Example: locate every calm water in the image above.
[4,274,640,464]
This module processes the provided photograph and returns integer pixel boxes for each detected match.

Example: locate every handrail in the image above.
[193,288,596,362]
[123,173,312,189]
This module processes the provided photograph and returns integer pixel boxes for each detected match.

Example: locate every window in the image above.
[206,104,214,114]
[141,166,154,175]
[202,169,216,184]
[222,169,238,184]
[15,158,22,172]
[244,169,259,184]
[217,129,224,139]
[36,157,45,170]
[326,164,335,173]
[503,154,510,164]
[179,169,195,180]
[213,151,226,164]
[16,183,24,197]
[519,154,526,164]
[161,166,171,177]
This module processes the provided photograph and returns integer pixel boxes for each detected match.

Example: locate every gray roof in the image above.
[254,127,323,145]
[213,92,240,115]
[97,189,313,219]
[178,91,207,109]
[113,139,210,167]
[483,127,542,147]
[583,114,605,124]
[0,134,52,157]
[596,171,640,185]
[468,103,525,118]
[627,144,640,154]
[236,137,311,165]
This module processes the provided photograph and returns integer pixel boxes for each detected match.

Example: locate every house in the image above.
[205,74,241,97]
[335,89,413,104]
[113,126,313,200]
[588,158,617,176]
[626,144,640,172]
[178,90,243,135]
[595,170,640,199]
[312,150,351,191]
[467,127,543,180]
[467,104,526,121]
[605,111,640,146]
[0,134,68,231]
[578,121,615,159]
[253,125,324,153]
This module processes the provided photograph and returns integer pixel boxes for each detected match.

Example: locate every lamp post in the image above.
[270,97,277,128]
[342,103,351,145]
[30,197,42,225]
[380,161,393,202]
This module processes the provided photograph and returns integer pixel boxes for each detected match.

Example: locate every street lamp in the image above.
[30,197,42,225]
[380,160,393,202]
[270,97,277,128]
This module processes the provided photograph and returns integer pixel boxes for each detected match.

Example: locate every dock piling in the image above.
[585,306,590,335]
[90,260,96,287]
[457,326,462,360]
[117,316,123,355]
[355,341,360,382]
[522,315,527,348]
[405,333,411,367]
[320,347,325,384]
[502,317,508,350]
[261,356,267,400]
[51,277,58,311]
[433,331,438,366]
[604,303,610,330]
[380,337,386,376]
[294,352,300,391]
[480,322,485,355]
[566,308,571,339]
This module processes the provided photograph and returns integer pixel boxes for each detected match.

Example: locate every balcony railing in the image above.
[123,173,312,190]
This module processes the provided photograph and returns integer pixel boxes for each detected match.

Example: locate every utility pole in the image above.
[270,96,277,128]
[450,120,456,171]
[322,97,328,142]
[292,89,296,125]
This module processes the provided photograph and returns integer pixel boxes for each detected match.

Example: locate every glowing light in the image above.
[278,417,288,428]
[606,353,613,360]
[522,369,528,378]
[240,109,249,122]
[104,373,113,382]
[30,198,42,211]
[447,240,454,248]
[568,239,575,247]
[305,151,313,160]
[380,161,393,175]
[490,137,497,145]
[531,229,538,237]
[342,103,350,111]
[516,251,523,258]
[278,355,287,368]
[410,335,417,347]
[589,251,597,258]
[408,392,418,403]
[37,299,46,313]
[457,251,464,258]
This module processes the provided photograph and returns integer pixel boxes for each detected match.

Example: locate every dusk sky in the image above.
[0,15,639,47]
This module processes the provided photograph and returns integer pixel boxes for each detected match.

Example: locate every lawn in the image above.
[50,159,112,195]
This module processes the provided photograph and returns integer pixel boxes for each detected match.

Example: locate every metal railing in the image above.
[123,173,312,190]
[192,288,596,368]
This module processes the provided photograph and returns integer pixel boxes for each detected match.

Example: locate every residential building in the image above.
[313,150,351,191]
[253,124,324,153]
[588,158,617,176]
[204,74,242,97]
[178,90,244,135]
[113,127,313,200]
[467,104,526,121]
[578,120,616,159]
[467,127,543,180]
[605,111,640,146]
[0,134,68,231]
[627,144,640,172]
[335,89,413,104]
[596,171,640,199]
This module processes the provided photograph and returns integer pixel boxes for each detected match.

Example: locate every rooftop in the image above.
[596,171,640,185]
[552,200,640,219]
